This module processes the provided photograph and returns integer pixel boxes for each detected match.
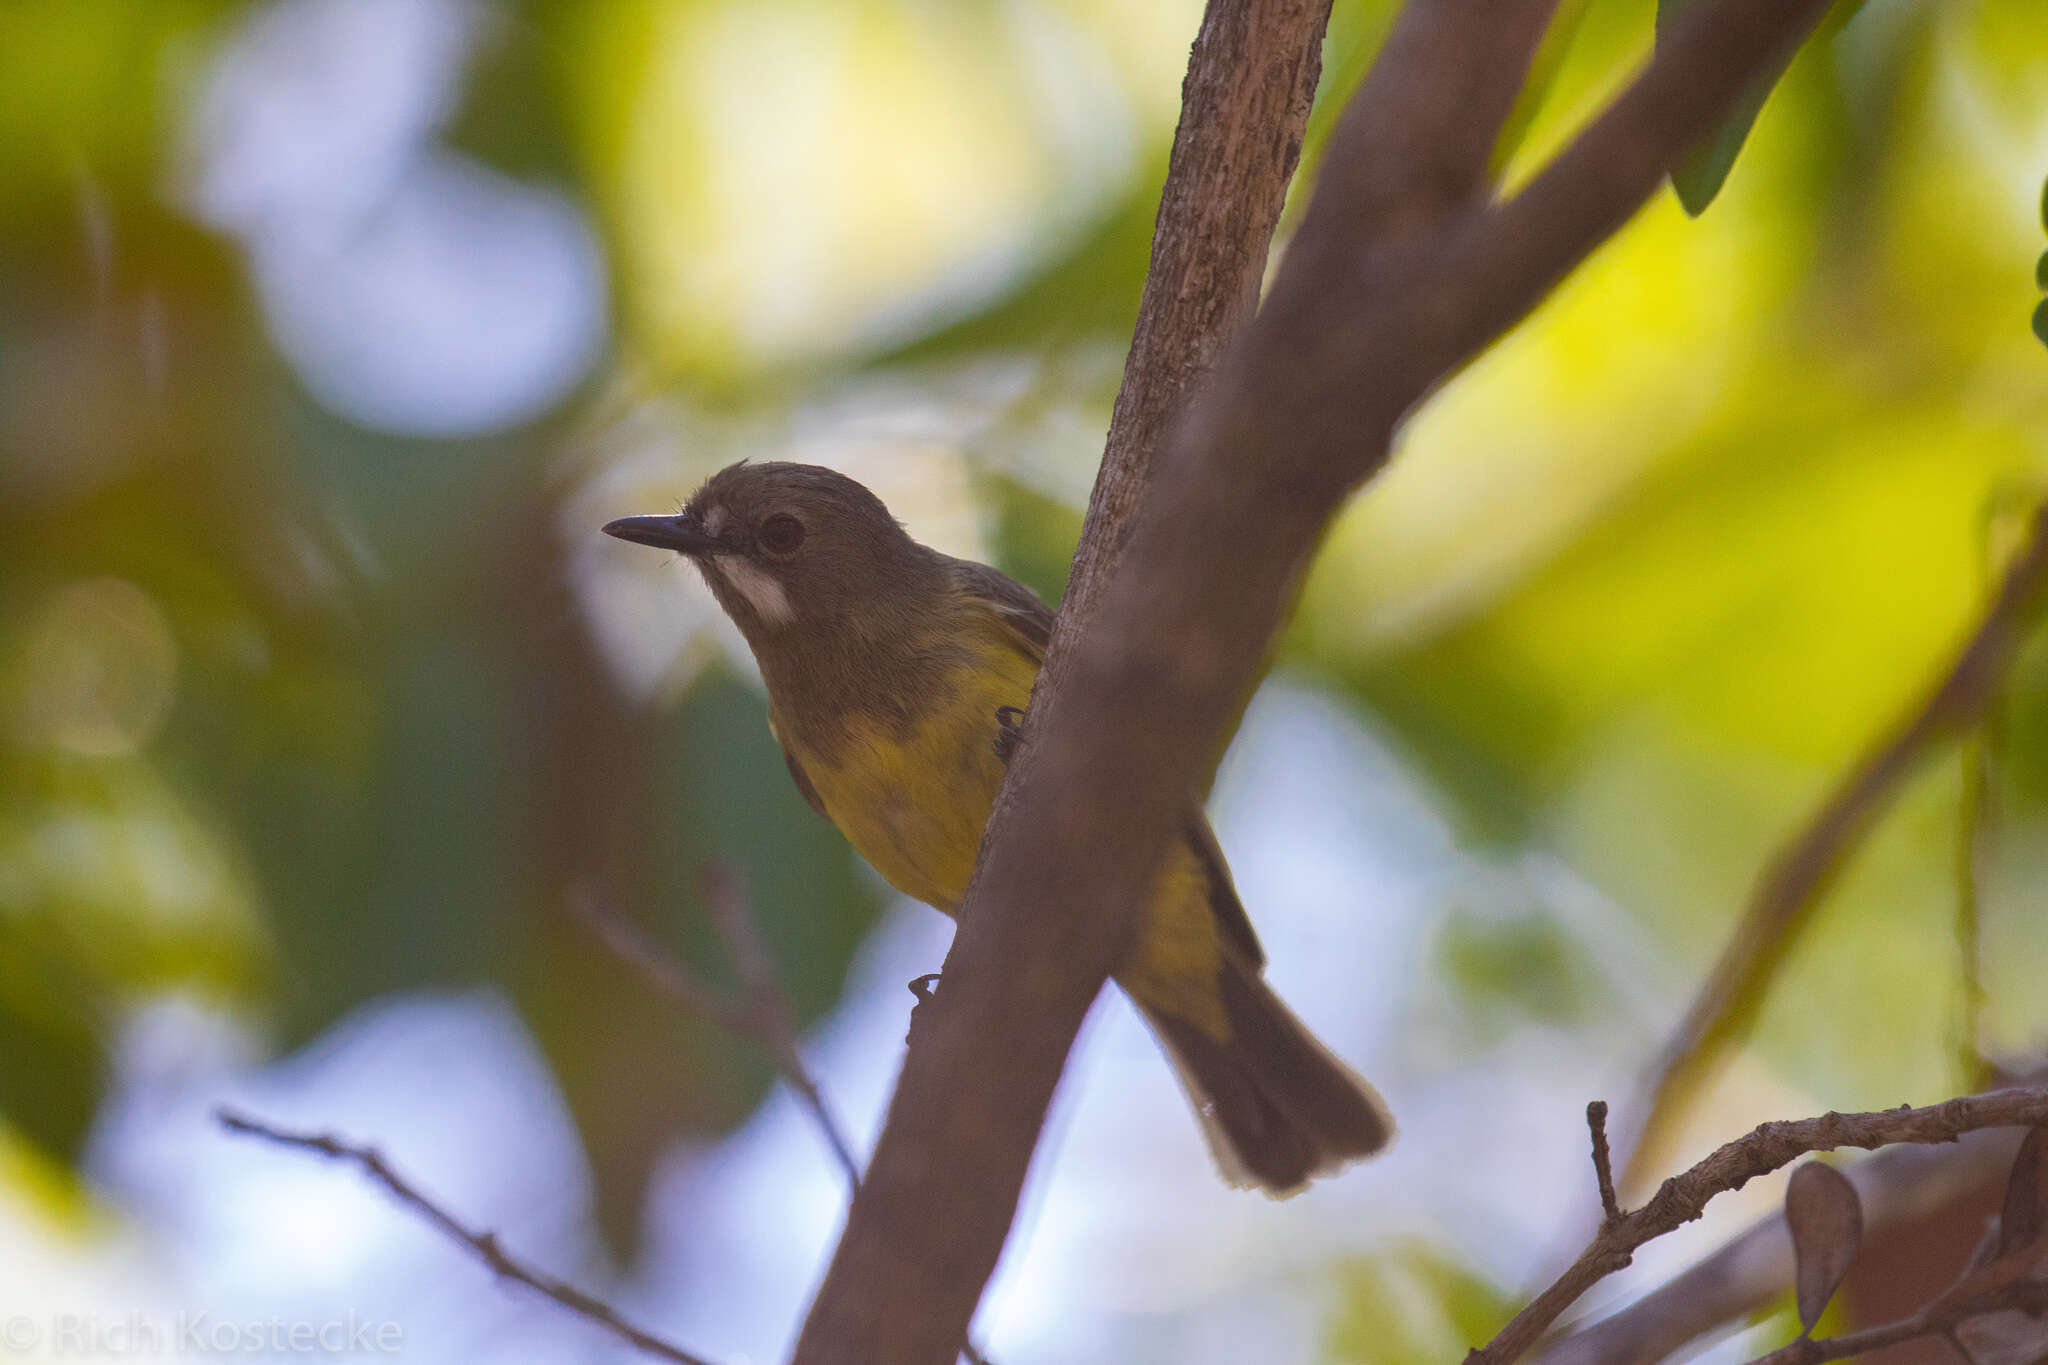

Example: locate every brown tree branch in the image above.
[1536,1122,2032,1365]
[215,1108,718,1365]
[1045,0,1340,651]
[790,1,1338,1360]
[1463,1088,2048,1365]
[571,867,865,1192]
[1624,502,2048,1187]
[793,0,1839,1361]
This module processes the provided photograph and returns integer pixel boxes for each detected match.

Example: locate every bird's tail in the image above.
[1135,955,1392,1196]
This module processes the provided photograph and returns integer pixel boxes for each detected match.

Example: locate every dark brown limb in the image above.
[215,1108,719,1365]
[1624,503,2048,1187]
[1464,1088,2048,1365]
[787,3,1342,1361]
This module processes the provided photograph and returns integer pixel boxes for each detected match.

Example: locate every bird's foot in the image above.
[992,706,1026,763]
[905,972,943,1045]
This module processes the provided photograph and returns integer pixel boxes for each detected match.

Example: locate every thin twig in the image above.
[570,870,864,1192]
[1742,1278,2048,1365]
[215,1108,718,1365]
[1953,496,2026,1094]
[570,884,743,1031]
[575,877,985,1365]
[1624,503,2048,1187]
[1747,1313,1954,1365]
[1956,728,1992,1090]
[1535,1114,2035,1365]
[698,862,865,1192]
[1586,1101,1620,1226]
[1463,1087,2048,1365]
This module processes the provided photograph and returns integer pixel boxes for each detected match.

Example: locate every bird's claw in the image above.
[906,972,943,1045]
[992,706,1025,763]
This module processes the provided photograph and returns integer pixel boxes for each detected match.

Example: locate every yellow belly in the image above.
[778,635,1230,1038]
[784,636,1026,913]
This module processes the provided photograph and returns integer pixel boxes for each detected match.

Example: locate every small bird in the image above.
[604,461,1391,1193]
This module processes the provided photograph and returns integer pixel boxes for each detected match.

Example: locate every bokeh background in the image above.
[3,0,2046,1361]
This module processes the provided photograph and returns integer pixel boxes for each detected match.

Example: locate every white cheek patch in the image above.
[700,505,727,536]
[712,556,795,627]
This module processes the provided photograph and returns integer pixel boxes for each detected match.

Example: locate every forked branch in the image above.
[1465,1089,2048,1365]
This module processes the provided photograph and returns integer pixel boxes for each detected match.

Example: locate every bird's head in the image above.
[603,461,932,642]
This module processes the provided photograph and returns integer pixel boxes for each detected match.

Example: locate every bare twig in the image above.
[1626,503,2048,1186]
[1587,1101,1620,1226]
[1956,729,1992,1091]
[1536,1122,2033,1365]
[699,862,863,1191]
[1744,1313,1966,1365]
[1743,1266,2048,1365]
[215,1108,718,1365]
[571,884,741,1030]
[1953,497,2025,1095]
[573,881,996,1365]
[1464,1087,2048,1365]
[570,869,863,1192]
[794,0,1842,1360]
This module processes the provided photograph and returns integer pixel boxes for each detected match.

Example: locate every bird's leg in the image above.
[905,972,943,1044]
[992,705,1026,764]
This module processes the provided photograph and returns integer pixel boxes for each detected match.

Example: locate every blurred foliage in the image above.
[1322,1241,1517,1365]
[2,0,2046,1308]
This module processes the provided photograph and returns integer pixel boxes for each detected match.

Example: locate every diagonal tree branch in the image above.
[793,0,1838,1361]
[789,2,1342,1361]
[216,1108,719,1365]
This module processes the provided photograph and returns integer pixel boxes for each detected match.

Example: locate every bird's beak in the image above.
[602,512,720,556]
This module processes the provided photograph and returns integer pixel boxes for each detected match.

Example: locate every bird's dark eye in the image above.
[758,513,806,554]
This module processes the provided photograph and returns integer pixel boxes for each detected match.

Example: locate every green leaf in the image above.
[1489,0,1596,176]
[2033,298,2048,350]
[1659,0,1785,216]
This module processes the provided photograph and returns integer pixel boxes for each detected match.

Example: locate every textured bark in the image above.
[1468,1090,2048,1365]
[790,5,1334,1360]
[1052,0,1334,642]
[1536,1125,2031,1365]
[793,0,1837,1361]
